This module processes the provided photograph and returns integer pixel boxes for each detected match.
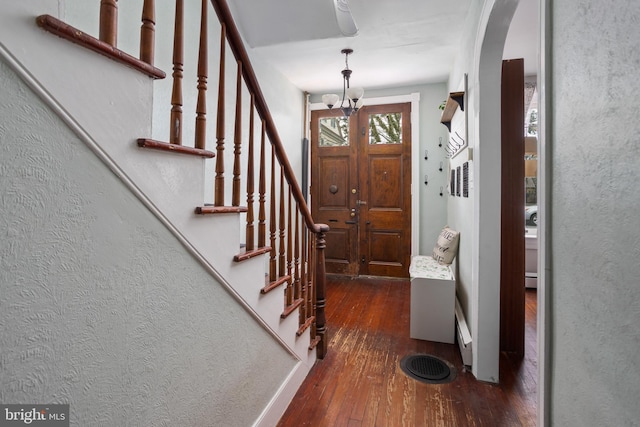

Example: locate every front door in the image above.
[310,102,412,278]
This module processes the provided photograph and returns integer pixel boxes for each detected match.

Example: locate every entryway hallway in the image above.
[278,276,537,426]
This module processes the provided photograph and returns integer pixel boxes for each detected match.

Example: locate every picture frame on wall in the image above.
[463,161,469,198]
[450,169,456,196]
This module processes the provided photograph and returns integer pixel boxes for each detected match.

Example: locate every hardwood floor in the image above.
[277,276,537,426]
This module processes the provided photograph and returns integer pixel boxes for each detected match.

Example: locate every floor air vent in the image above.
[400,354,457,384]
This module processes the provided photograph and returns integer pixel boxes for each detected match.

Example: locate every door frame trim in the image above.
[310,93,421,257]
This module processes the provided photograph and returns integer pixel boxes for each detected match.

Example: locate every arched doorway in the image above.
[472,0,548,425]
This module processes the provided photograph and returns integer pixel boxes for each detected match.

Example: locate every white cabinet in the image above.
[409,256,456,344]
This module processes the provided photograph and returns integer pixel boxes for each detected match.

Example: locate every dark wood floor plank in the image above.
[278,277,537,426]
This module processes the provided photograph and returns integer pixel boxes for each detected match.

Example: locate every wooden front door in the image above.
[311,102,412,278]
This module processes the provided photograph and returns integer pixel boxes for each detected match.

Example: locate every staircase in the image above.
[1,0,327,423]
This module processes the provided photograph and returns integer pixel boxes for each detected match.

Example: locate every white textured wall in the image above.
[447,0,483,332]
[413,83,451,253]
[444,76,474,324]
[550,0,640,424]
[0,60,296,426]
[447,0,506,382]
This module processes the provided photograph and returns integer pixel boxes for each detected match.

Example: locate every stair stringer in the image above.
[0,3,316,412]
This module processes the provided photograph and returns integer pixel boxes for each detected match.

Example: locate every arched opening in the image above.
[472,1,548,424]
[471,0,521,381]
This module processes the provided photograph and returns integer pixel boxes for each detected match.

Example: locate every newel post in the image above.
[314,224,330,359]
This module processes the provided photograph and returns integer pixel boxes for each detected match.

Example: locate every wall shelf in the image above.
[440,91,465,132]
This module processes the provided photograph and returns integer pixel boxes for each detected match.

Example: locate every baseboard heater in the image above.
[455,296,472,367]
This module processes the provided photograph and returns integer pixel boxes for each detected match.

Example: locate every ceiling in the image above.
[228,0,538,95]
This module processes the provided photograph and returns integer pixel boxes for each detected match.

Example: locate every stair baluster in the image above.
[195,0,208,150]
[139,0,155,65]
[245,95,255,251]
[214,23,226,205]
[258,121,267,248]
[232,61,243,206]
[285,190,294,308]
[294,205,301,304]
[298,220,308,326]
[278,167,286,281]
[269,145,277,283]
[170,0,184,145]
[99,0,118,47]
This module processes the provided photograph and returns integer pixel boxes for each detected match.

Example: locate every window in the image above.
[369,112,402,144]
[319,116,349,147]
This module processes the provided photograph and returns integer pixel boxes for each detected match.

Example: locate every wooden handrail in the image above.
[209,0,328,358]
[209,0,327,235]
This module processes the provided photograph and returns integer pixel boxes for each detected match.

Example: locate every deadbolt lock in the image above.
[351,188,357,194]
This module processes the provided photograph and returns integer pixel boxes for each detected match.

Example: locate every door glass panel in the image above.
[524,84,538,230]
[369,112,402,144]
[319,116,349,147]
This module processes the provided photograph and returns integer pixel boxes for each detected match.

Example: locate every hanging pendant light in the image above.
[322,48,364,117]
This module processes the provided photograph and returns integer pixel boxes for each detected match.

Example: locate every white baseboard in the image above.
[455,296,473,367]
[252,361,312,427]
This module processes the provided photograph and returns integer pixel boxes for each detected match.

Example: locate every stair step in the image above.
[137,139,215,158]
[281,298,304,319]
[36,15,166,80]
[297,316,315,336]
[234,246,272,262]
[261,275,290,294]
[195,205,248,214]
[308,336,321,351]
